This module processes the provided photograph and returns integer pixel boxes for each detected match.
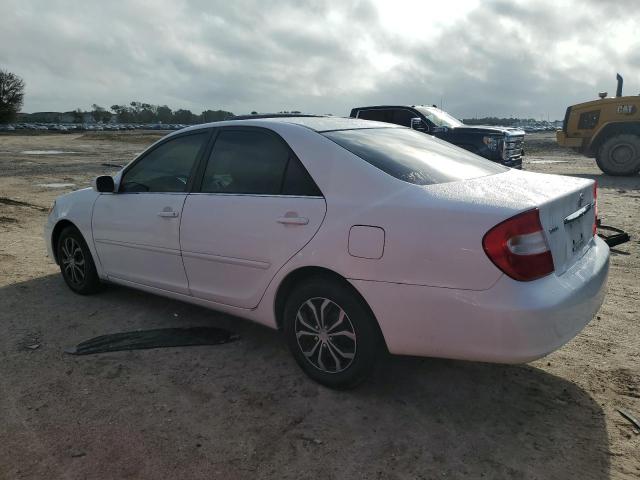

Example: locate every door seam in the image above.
[178,194,193,296]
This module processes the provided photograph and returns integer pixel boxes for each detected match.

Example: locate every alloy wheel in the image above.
[61,236,86,286]
[294,297,357,373]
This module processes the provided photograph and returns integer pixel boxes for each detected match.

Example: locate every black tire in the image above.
[283,276,383,389]
[596,134,640,176]
[56,226,102,295]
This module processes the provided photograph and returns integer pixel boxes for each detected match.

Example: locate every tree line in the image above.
[1,69,237,124]
[76,102,235,124]
[462,116,553,126]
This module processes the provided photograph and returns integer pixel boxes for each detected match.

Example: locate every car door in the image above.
[92,129,211,294]
[180,127,326,308]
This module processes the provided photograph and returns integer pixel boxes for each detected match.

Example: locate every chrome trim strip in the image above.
[181,250,271,270]
[94,238,182,256]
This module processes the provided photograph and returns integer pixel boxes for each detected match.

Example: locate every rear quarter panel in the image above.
[266,124,520,291]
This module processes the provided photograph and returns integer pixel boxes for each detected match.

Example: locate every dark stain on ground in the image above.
[0,197,48,211]
[65,326,240,355]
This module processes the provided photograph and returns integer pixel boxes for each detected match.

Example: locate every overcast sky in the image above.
[2,0,639,119]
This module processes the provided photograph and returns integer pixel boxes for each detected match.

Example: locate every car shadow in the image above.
[363,356,609,478]
[0,274,610,479]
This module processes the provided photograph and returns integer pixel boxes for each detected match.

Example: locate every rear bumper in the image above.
[350,236,609,363]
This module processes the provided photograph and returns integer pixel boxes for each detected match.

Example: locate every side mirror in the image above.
[93,175,115,193]
[410,117,428,132]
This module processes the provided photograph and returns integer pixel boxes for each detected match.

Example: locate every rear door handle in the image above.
[277,216,309,225]
[158,210,179,218]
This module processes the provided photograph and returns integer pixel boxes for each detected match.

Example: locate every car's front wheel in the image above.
[56,226,101,295]
[283,276,383,389]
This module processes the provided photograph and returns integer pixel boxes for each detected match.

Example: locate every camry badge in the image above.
[549,226,559,234]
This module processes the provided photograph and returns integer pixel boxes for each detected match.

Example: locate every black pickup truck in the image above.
[350,105,525,168]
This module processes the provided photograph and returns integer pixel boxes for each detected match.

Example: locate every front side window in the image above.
[120,132,208,192]
[201,129,321,196]
[324,127,506,186]
[392,109,416,127]
[414,106,464,128]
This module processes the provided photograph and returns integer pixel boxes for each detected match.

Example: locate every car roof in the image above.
[265,116,401,132]
[179,116,400,134]
[353,105,415,109]
[352,105,438,110]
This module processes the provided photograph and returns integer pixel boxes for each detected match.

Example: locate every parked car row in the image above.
[0,123,189,132]
[522,125,558,133]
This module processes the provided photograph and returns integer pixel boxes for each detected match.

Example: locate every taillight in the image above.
[592,180,598,236]
[482,208,554,281]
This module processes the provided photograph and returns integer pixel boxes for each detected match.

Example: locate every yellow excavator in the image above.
[557,74,640,175]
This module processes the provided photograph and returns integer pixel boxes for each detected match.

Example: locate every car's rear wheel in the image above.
[56,226,101,295]
[596,134,640,176]
[283,276,383,389]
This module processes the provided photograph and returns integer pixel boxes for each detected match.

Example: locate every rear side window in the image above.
[201,129,321,196]
[324,128,507,186]
[357,109,392,122]
[282,156,322,196]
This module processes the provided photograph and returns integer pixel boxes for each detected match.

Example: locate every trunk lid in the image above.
[424,169,596,277]
[537,182,596,275]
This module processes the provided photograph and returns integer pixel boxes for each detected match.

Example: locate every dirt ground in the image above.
[0,131,638,479]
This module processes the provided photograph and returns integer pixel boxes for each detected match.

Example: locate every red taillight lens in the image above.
[592,180,598,236]
[482,208,554,281]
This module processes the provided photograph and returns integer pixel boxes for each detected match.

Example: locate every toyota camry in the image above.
[45,116,609,388]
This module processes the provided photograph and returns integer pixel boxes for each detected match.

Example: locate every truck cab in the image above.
[350,105,524,168]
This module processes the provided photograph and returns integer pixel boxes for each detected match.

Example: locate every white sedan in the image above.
[45,116,609,388]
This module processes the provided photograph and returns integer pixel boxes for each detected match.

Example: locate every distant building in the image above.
[17,111,107,124]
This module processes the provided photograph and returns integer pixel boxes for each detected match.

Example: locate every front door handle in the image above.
[277,216,309,225]
[158,210,179,218]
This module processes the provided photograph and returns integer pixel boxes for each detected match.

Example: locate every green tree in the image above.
[73,108,84,123]
[0,69,25,124]
[111,104,133,123]
[173,109,197,124]
[157,105,173,124]
[128,101,156,123]
[91,104,112,123]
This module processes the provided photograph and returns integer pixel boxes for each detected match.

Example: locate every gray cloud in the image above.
[1,0,639,119]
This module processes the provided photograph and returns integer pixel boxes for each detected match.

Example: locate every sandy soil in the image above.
[0,131,638,479]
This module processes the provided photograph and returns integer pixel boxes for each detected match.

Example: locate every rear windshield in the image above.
[323,128,507,185]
